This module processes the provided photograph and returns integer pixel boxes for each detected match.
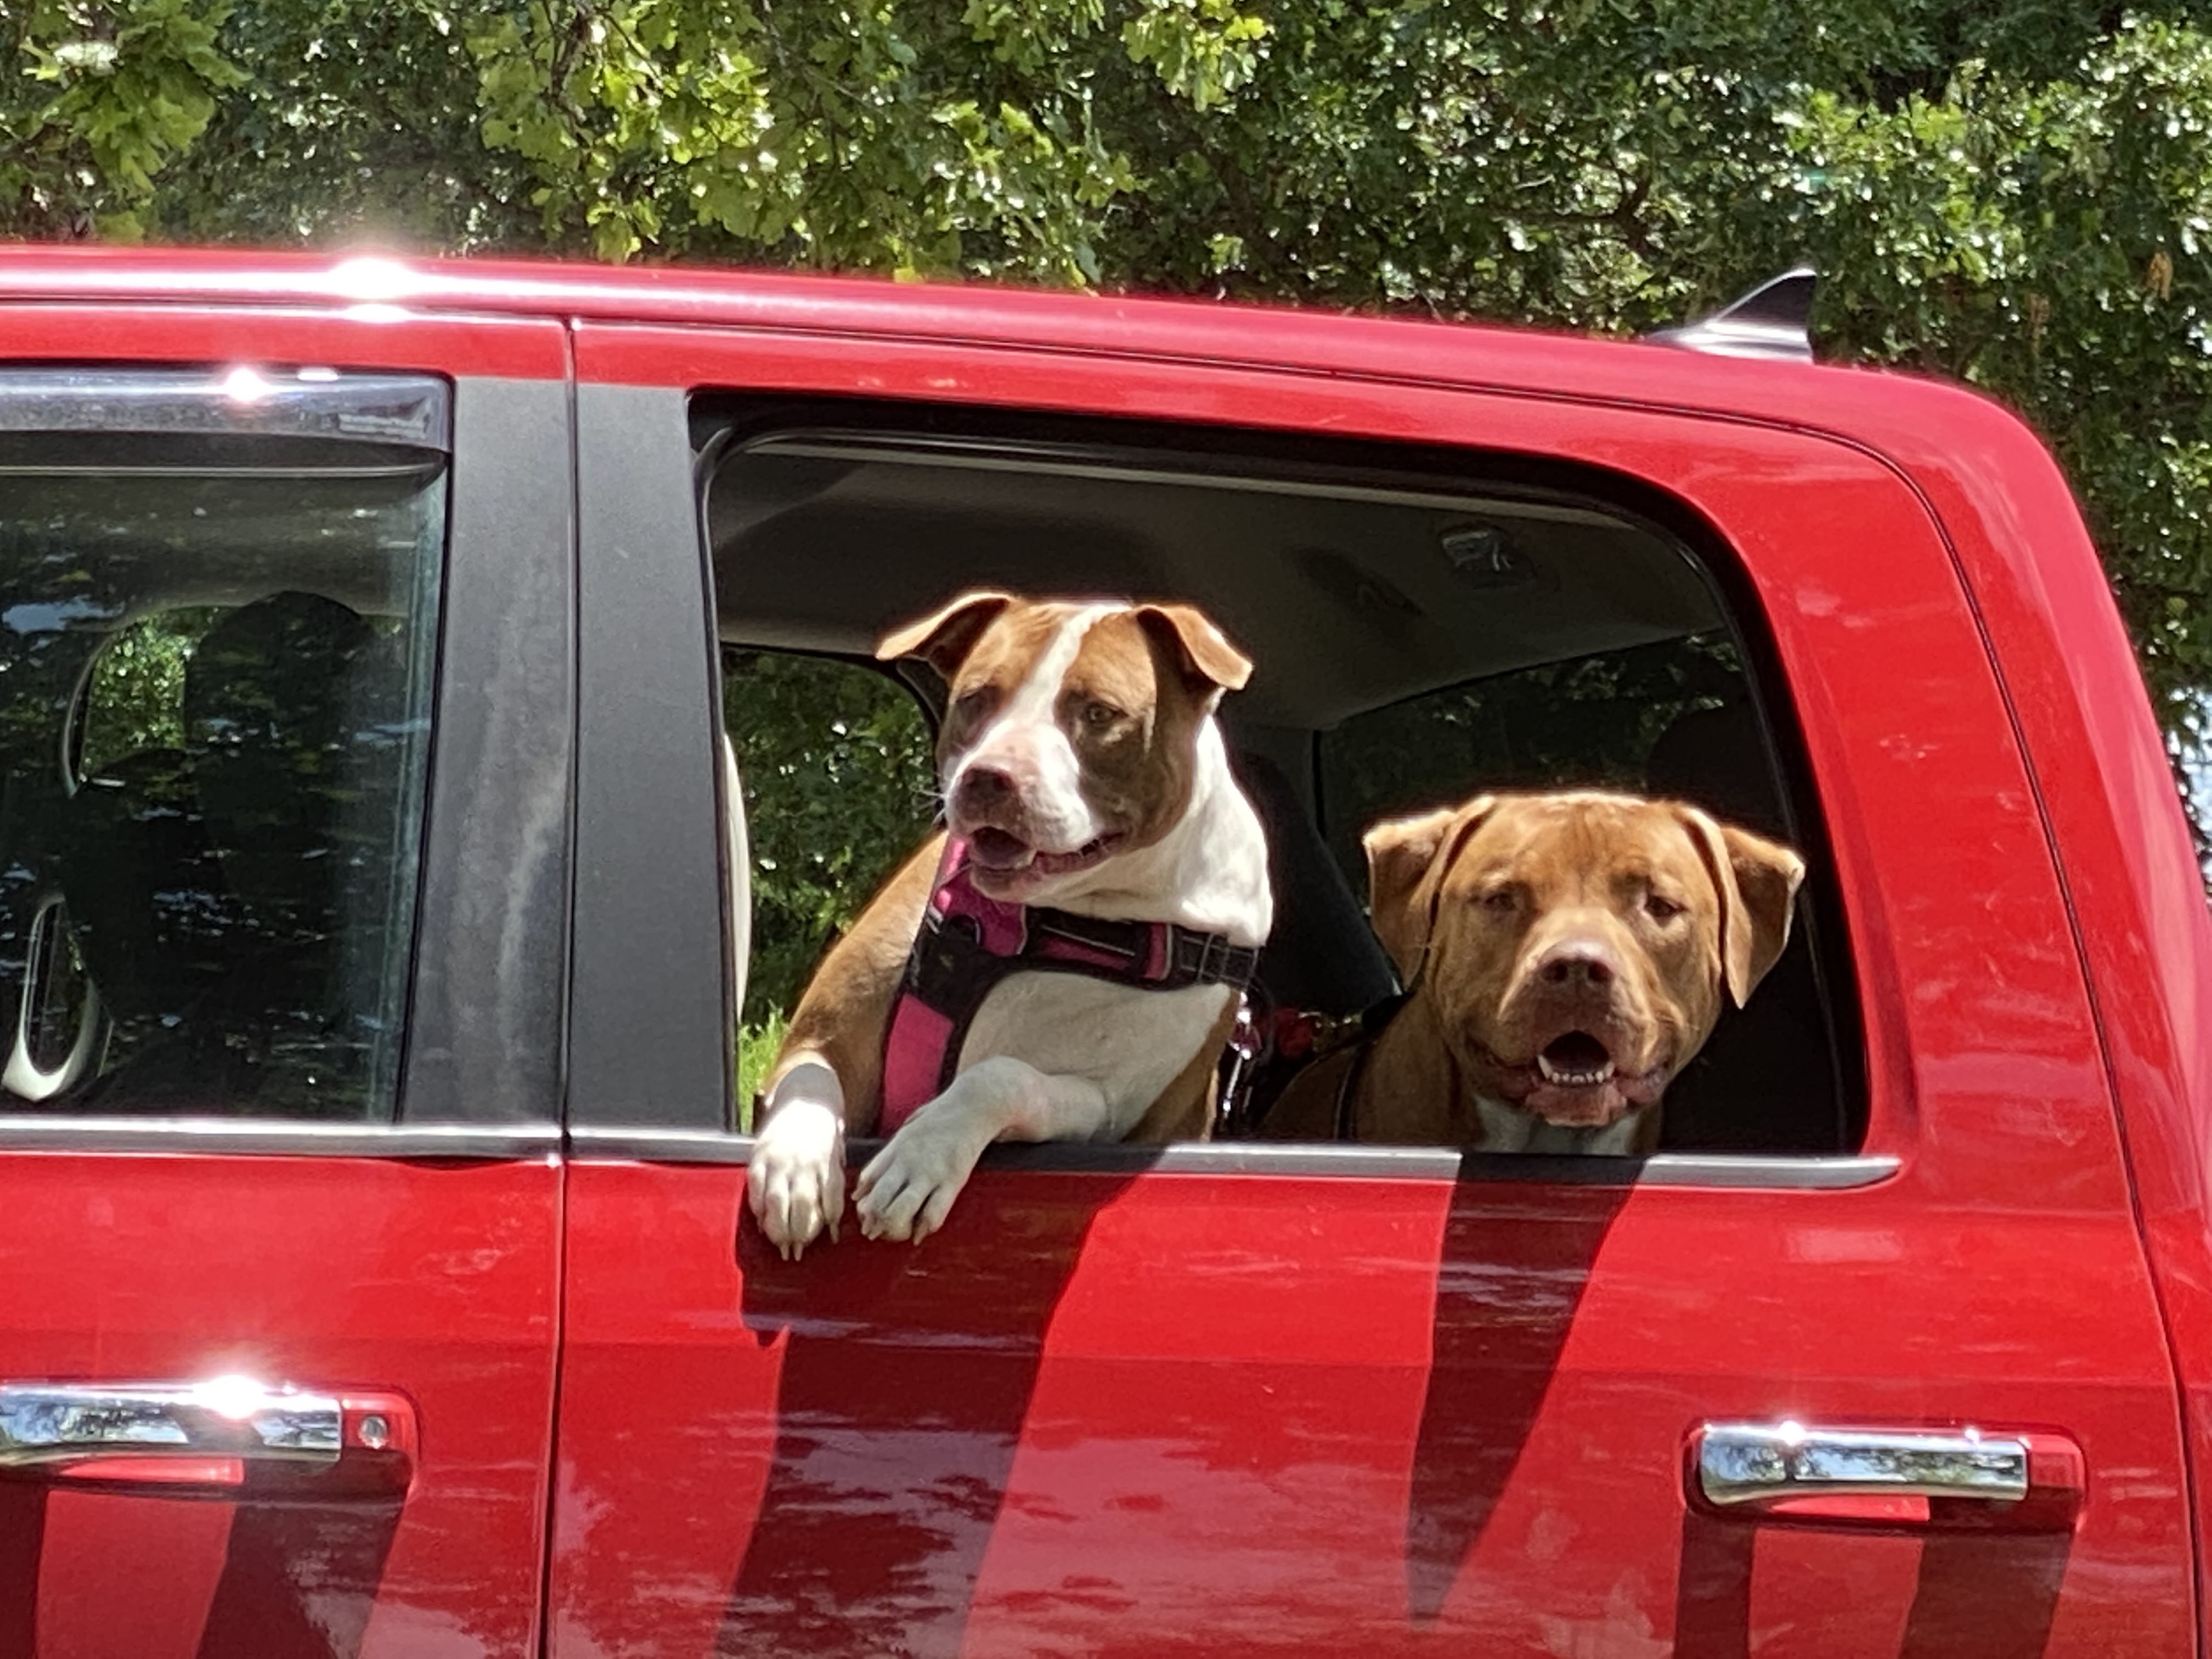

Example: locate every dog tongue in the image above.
[967,827,1034,871]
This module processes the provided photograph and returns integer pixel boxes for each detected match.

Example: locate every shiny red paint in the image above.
[0,280,572,1658]
[549,313,2199,1654]
[0,1152,560,1658]
[0,299,567,380]
[7,249,2208,1654]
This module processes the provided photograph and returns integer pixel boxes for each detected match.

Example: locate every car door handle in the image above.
[1689,1421,2084,1532]
[0,1376,416,1497]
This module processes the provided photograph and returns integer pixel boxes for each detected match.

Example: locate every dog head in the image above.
[1365,791,1804,1132]
[878,591,1252,902]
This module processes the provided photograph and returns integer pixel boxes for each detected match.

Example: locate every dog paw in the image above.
[747,1097,845,1260]
[853,1116,989,1245]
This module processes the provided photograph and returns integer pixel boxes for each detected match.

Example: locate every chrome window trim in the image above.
[566,1125,1899,1190]
[0,1118,560,1160]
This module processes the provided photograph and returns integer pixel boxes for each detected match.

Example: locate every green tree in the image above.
[8,0,2212,836]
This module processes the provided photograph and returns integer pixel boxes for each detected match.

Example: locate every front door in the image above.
[550,313,2192,1657]
[0,305,574,1658]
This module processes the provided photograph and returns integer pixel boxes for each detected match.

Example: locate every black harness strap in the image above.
[1332,992,1412,1142]
[903,900,1262,1097]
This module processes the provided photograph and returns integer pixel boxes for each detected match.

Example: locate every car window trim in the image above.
[565,1124,1899,1189]
[0,1116,560,1159]
[398,371,577,1129]
[0,365,569,1139]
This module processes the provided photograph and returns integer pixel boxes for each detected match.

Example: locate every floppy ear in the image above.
[1363,796,1497,984]
[1136,603,1253,694]
[1676,805,1806,1006]
[876,590,1016,677]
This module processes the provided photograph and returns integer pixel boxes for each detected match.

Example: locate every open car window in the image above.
[698,406,1859,1156]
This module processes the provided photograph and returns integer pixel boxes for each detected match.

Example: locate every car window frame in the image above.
[567,375,1893,1191]
[0,318,573,1155]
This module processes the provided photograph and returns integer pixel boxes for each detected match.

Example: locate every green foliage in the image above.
[735,1005,787,1125]
[1321,632,1747,878]
[466,0,1137,274]
[77,609,218,773]
[147,1,543,247]
[723,649,936,1024]
[5,0,246,239]
[9,0,2212,880]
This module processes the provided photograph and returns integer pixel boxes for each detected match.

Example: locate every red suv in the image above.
[0,247,2205,1658]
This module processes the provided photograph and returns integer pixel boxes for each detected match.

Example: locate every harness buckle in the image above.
[1214,994,1265,1136]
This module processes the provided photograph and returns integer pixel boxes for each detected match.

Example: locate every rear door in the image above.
[0,301,572,1657]
[551,317,2192,1657]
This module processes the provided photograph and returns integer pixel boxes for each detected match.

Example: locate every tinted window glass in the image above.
[0,370,446,1119]
[1321,632,1778,876]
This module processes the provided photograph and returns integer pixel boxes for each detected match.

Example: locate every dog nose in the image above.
[953,765,1018,817]
[1537,942,1617,989]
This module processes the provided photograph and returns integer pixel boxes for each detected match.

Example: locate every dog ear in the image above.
[1677,806,1806,1006]
[876,591,1017,677]
[1136,603,1253,693]
[1364,797,1496,983]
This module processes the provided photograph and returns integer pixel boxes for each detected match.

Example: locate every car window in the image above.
[0,369,446,1120]
[723,647,936,1114]
[700,407,1857,1155]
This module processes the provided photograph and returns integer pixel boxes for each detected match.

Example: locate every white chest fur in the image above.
[1472,1094,1646,1155]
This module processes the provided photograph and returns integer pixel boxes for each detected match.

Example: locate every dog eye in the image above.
[1477,888,1517,913]
[1081,700,1125,729]
[1644,891,1686,922]
[952,687,998,722]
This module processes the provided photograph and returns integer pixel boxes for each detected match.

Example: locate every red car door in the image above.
[551,299,2192,1656]
[0,292,572,1657]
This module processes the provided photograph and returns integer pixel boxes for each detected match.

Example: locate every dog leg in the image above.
[744,833,945,1259]
[747,1061,848,1260]
[854,1057,1113,1244]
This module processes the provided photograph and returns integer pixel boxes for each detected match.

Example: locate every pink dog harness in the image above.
[879,839,1261,1133]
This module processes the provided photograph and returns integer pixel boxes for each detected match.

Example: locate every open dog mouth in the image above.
[967,825,1122,881]
[1483,1029,1669,1128]
[1536,1030,1617,1089]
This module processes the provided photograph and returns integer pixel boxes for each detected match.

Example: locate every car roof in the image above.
[1,247,2085,684]
[0,245,1985,433]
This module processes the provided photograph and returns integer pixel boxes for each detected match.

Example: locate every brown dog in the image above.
[1266,791,1803,1152]
[748,592,1273,1255]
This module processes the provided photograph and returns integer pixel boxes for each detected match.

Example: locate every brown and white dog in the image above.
[747,592,1273,1256]
[1265,791,1803,1153]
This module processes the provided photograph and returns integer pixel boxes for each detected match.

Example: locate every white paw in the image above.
[747,1096,845,1259]
[853,1114,989,1244]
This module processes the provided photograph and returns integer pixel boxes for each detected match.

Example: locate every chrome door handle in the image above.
[1690,1420,2084,1532]
[1698,1421,2027,1504]
[0,1376,415,1495]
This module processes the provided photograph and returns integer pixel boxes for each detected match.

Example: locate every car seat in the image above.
[1232,750,1398,1021]
[64,592,392,1114]
[1228,751,1398,1135]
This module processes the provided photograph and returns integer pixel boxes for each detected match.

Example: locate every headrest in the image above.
[1644,698,1788,840]
[184,591,375,941]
